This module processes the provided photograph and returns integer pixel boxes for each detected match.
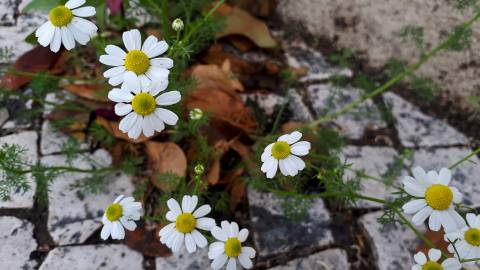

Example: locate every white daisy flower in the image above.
[260,131,311,178]
[99,29,173,87]
[411,249,461,270]
[108,71,181,139]
[159,195,216,253]
[101,195,143,240]
[209,221,256,270]
[402,167,466,232]
[445,213,480,264]
[35,0,97,53]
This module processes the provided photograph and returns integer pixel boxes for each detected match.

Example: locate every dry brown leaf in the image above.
[95,116,153,144]
[202,43,259,74]
[227,35,256,52]
[145,141,187,191]
[125,224,172,257]
[222,168,246,211]
[206,159,221,185]
[63,83,109,102]
[230,0,278,17]
[417,229,450,255]
[186,63,256,134]
[215,3,278,49]
[1,46,62,90]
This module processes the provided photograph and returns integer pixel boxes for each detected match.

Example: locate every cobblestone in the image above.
[0,216,37,269]
[267,249,350,270]
[155,247,211,270]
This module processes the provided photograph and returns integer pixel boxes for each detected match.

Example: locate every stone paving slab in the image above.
[248,188,334,258]
[0,108,8,128]
[241,92,285,116]
[42,150,135,245]
[40,120,89,155]
[39,244,144,270]
[0,216,37,269]
[360,211,425,270]
[267,248,350,270]
[156,247,210,270]
[288,88,314,123]
[341,146,405,209]
[0,0,17,26]
[411,147,480,207]
[307,83,386,139]
[0,131,38,209]
[384,93,469,147]
[284,40,352,83]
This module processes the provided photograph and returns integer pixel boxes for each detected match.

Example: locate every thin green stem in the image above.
[271,90,292,134]
[182,0,225,44]
[308,10,480,128]
[449,147,480,169]
[394,208,438,250]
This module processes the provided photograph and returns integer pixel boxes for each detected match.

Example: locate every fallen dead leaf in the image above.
[145,141,187,191]
[95,116,153,143]
[222,168,246,211]
[1,46,62,90]
[125,224,172,257]
[206,139,236,185]
[63,83,109,102]
[230,0,278,17]
[417,229,450,256]
[215,3,278,49]
[202,43,260,74]
[190,62,244,92]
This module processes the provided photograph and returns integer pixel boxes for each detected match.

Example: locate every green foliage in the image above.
[378,191,412,226]
[281,196,313,222]
[398,25,425,54]
[60,138,82,163]
[88,123,116,147]
[448,25,473,51]
[29,73,59,98]
[455,0,478,10]
[0,144,30,201]
[328,48,353,68]
[352,73,377,94]
[22,0,62,12]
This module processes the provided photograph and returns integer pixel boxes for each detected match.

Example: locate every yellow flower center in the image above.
[424,184,453,210]
[422,261,443,270]
[131,92,156,116]
[124,50,150,75]
[49,6,73,27]
[105,203,123,221]
[175,213,196,234]
[224,237,242,257]
[271,141,291,160]
[465,228,480,246]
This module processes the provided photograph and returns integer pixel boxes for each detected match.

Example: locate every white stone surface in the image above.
[284,39,352,82]
[384,93,469,147]
[156,246,211,270]
[307,83,386,139]
[411,147,480,207]
[39,244,144,270]
[40,120,88,155]
[342,146,405,208]
[42,149,135,245]
[0,216,37,269]
[248,188,334,258]
[240,92,285,116]
[268,248,350,270]
[360,211,425,270]
[0,0,17,26]
[0,107,9,128]
[0,131,38,208]
[288,88,314,123]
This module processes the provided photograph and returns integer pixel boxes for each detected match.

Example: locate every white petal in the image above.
[61,27,76,50]
[100,220,112,240]
[191,229,208,248]
[466,213,477,228]
[428,211,442,231]
[428,248,441,262]
[238,253,253,269]
[167,198,182,215]
[123,29,141,51]
[171,232,184,253]
[290,141,311,156]
[119,112,137,132]
[193,204,211,218]
[104,66,126,79]
[265,159,278,179]
[208,242,225,259]
[241,246,256,258]
[159,223,175,239]
[261,144,274,162]
[412,265,422,270]
[72,6,96,17]
[150,113,166,132]
[113,194,124,203]
[71,17,97,36]
[212,254,228,270]
[50,27,62,53]
[402,199,427,214]
[412,206,433,226]
[278,159,290,176]
[67,23,89,45]
[145,40,169,58]
[412,167,431,185]
[123,71,141,93]
[181,195,192,213]
[105,45,127,59]
[229,222,239,237]
[451,187,463,204]
[115,103,132,116]
[185,233,197,253]
[149,78,168,96]
[99,55,124,66]
[127,119,142,139]
[35,21,50,37]
[442,258,461,270]
[141,35,158,54]
[112,221,125,239]
[65,0,85,9]
[414,252,427,265]
[211,226,228,241]
[403,178,427,197]
[150,57,174,69]
[120,217,136,231]
[154,108,178,126]
[226,258,236,270]
[288,155,306,171]
[438,168,452,185]
[156,91,181,106]
[278,131,302,144]
[238,229,249,242]
[166,211,178,222]
[139,75,151,91]
[37,23,55,47]
[196,217,215,231]
[141,117,155,137]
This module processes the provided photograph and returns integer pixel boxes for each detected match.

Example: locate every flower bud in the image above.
[189,108,203,120]
[172,18,184,32]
